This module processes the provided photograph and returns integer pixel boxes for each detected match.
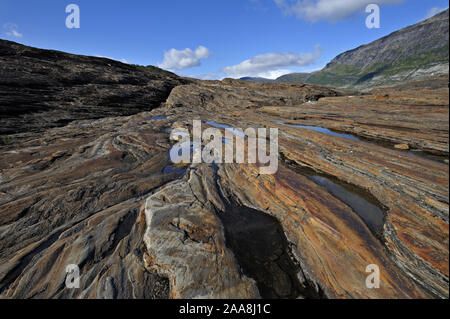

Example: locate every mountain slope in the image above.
[267,9,449,89]
[240,76,274,83]
[275,72,312,83]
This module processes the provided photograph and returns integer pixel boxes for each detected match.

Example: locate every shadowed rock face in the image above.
[0,39,189,135]
[216,201,316,299]
[0,41,448,299]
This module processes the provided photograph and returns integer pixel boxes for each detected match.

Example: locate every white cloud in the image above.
[4,23,23,38]
[251,69,294,79]
[274,0,403,22]
[222,46,321,78]
[424,7,447,20]
[158,46,211,70]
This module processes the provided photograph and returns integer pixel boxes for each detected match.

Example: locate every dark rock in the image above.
[0,39,190,135]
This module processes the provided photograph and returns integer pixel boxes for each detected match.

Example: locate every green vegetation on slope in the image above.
[273,10,449,89]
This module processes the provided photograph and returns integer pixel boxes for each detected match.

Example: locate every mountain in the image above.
[308,9,449,89]
[244,9,449,89]
[275,72,312,83]
[240,76,274,83]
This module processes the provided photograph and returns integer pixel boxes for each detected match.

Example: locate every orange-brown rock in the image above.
[394,144,410,150]
[0,43,448,299]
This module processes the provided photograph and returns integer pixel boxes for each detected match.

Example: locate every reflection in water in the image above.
[307,174,385,234]
[277,121,448,163]
[217,202,322,299]
[211,163,323,299]
[204,121,246,137]
[163,165,187,175]
[277,122,360,141]
[282,156,385,237]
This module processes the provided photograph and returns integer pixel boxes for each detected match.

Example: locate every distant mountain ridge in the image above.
[239,76,274,83]
[276,73,312,83]
[242,9,449,89]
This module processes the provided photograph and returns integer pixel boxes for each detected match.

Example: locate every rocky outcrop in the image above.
[143,166,260,299]
[164,78,449,298]
[0,39,189,135]
[166,78,345,110]
[260,76,449,157]
[0,113,180,298]
[0,41,448,299]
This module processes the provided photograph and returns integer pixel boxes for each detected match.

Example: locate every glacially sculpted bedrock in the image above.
[0,41,448,299]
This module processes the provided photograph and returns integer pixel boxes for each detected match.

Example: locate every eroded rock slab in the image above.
[143,166,260,299]
[0,41,448,299]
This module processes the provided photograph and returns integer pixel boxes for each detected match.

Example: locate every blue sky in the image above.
[0,0,448,79]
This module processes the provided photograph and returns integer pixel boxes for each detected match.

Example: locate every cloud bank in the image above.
[158,46,211,70]
[274,0,403,22]
[222,45,321,78]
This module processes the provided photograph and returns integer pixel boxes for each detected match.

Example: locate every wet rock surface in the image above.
[216,201,316,299]
[0,41,448,299]
[143,166,260,299]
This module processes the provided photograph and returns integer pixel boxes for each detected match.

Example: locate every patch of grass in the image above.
[133,64,178,77]
[0,135,14,146]
[307,45,449,88]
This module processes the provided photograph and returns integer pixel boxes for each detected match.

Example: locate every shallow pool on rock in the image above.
[211,163,324,299]
[282,157,386,237]
[307,174,385,235]
[277,121,448,163]
[148,116,167,120]
[204,121,247,137]
[216,201,324,299]
[277,122,360,141]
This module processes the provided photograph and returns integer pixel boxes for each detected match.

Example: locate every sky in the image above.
[0,0,448,79]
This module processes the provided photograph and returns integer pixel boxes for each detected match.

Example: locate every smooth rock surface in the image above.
[0,41,448,299]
